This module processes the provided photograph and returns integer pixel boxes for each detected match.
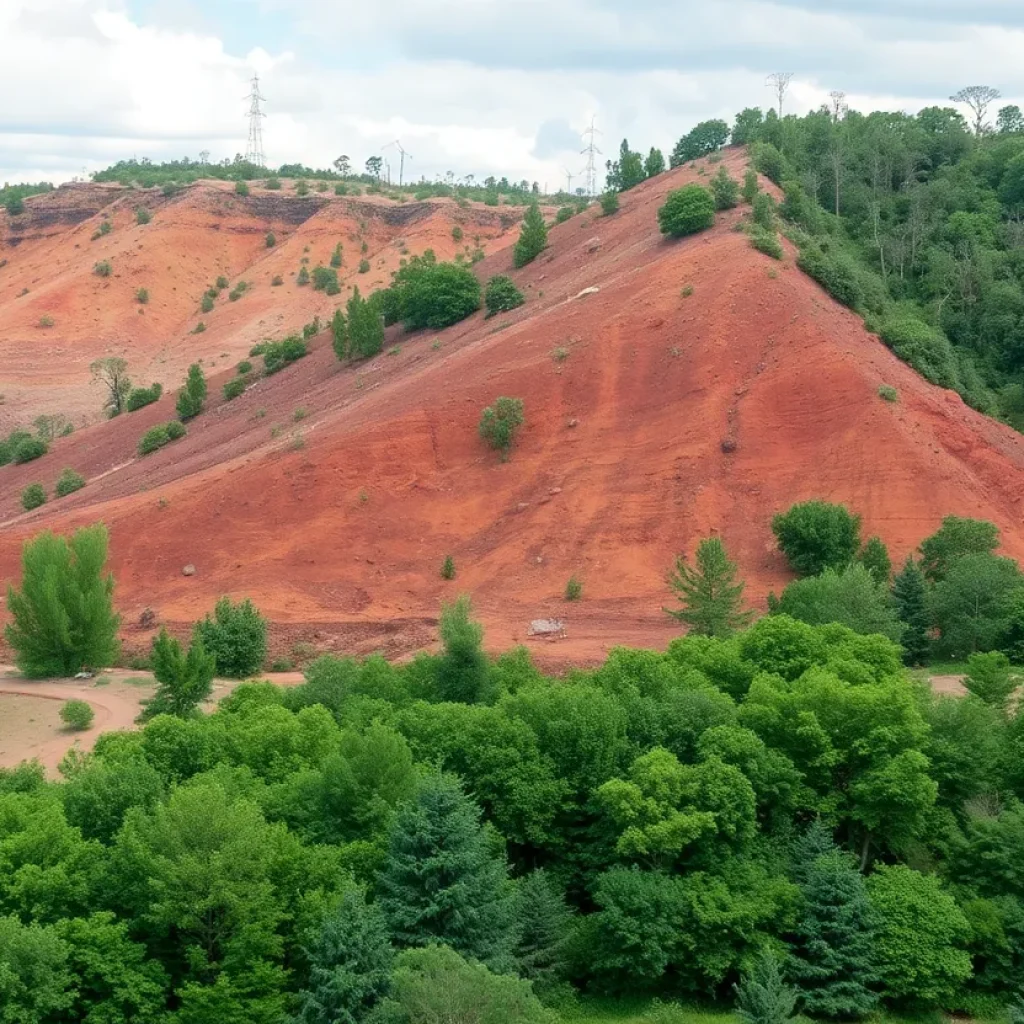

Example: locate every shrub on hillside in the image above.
[796,242,862,310]
[135,287,149,304]
[235,180,249,196]
[658,185,715,237]
[21,483,46,511]
[742,169,759,203]
[137,422,185,456]
[194,596,268,678]
[479,396,525,458]
[751,228,783,259]
[772,500,862,577]
[60,699,94,731]
[879,317,961,391]
[710,167,740,210]
[752,141,788,185]
[237,360,252,375]
[265,231,276,248]
[312,265,341,294]
[262,336,307,374]
[484,275,525,318]
[135,206,151,225]
[175,364,207,420]
[265,177,281,190]
[297,265,310,286]
[600,191,620,215]
[55,468,86,498]
[513,203,548,268]
[358,259,371,274]
[215,276,229,290]
[223,378,246,401]
[330,243,343,268]
[752,192,777,230]
[93,260,112,277]
[126,383,163,411]
[295,180,310,196]
[13,437,47,464]
[386,253,482,330]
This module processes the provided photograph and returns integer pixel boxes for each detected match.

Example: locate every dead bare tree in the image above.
[950,85,1001,136]
[89,357,132,417]
[767,72,794,118]
[828,90,847,123]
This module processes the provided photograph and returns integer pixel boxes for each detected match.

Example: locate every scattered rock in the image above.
[567,418,579,428]
[182,564,196,577]
[516,502,530,512]
[74,671,94,680]
[721,438,738,454]
[573,286,600,300]
[586,237,601,253]
[549,487,562,495]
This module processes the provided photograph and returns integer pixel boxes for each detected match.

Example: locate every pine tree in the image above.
[513,870,572,994]
[645,147,666,178]
[788,823,879,1019]
[294,889,393,1024]
[734,949,799,1024]
[140,628,216,720]
[513,203,547,268]
[436,595,489,703]
[859,536,892,585]
[5,524,120,677]
[665,537,753,637]
[331,308,348,361]
[377,773,513,969]
[891,557,930,665]
[175,363,207,420]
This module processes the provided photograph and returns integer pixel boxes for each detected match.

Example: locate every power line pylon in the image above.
[384,140,413,186]
[581,117,602,197]
[245,74,266,167]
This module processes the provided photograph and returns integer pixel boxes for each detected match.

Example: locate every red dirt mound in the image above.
[2,150,1024,666]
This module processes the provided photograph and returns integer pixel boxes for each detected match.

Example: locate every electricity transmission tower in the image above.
[245,74,266,167]
[384,140,413,186]
[766,72,794,118]
[581,117,602,197]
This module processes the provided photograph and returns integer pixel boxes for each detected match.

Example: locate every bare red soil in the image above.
[3,151,1024,667]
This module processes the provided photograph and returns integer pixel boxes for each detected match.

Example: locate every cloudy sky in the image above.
[3,0,1024,189]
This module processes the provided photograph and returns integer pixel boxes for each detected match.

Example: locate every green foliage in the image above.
[734,949,798,1024]
[514,870,571,994]
[134,206,151,225]
[298,265,311,286]
[93,260,112,277]
[313,265,341,294]
[346,287,384,359]
[385,252,482,330]
[294,888,393,1024]
[892,557,930,665]
[440,555,456,580]
[141,629,216,720]
[54,468,85,498]
[877,384,899,402]
[12,435,47,463]
[665,537,752,637]
[711,167,740,210]
[262,335,308,374]
[138,422,186,455]
[452,225,464,241]
[265,231,276,248]
[670,119,730,166]
[60,699,94,730]
[0,914,74,1022]
[513,203,548,268]
[20,482,46,511]
[742,169,760,203]
[126,382,163,411]
[4,524,120,677]
[600,191,620,215]
[234,179,249,196]
[565,575,583,601]
[606,139,646,192]
[437,596,489,704]
[797,242,862,310]
[867,865,972,1006]
[658,185,716,237]
[750,228,783,259]
[484,275,525,317]
[920,515,1000,582]
[296,179,310,196]
[963,651,1017,710]
[878,318,961,391]
[175,362,207,420]
[478,396,524,457]
[359,259,370,274]
[555,206,574,223]
[773,563,903,642]
[645,147,666,177]
[772,500,862,577]
[378,773,513,968]
[90,356,132,417]
[223,377,246,401]
[201,292,215,313]
[330,242,343,268]
[194,596,268,678]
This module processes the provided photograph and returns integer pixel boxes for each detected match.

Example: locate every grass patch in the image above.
[680,285,694,298]
[878,384,899,403]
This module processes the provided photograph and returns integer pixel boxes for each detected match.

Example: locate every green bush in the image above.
[135,207,151,225]
[223,378,246,401]
[138,422,185,456]
[710,166,740,210]
[387,255,482,330]
[175,363,207,420]
[479,396,524,458]
[265,231,276,248]
[60,699,94,730]
[237,360,252,375]
[215,275,229,290]
[126,383,162,411]
[165,420,186,441]
[772,500,862,577]
[752,192,777,230]
[330,243,343,268]
[556,206,574,224]
[194,596,268,678]
[358,259,370,274]
[312,265,340,293]
[265,177,281,190]
[879,317,961,391]
[658,185,716,237]
[135,287,149,305]
[234,180,249,196]
[742,168,759,203]
[441,555,456,580]
[297,266,310,285]
[271,275,283,286]
[484,275,525,318]
[565,576,583,601]
[752,141,787,185]
[600,191,620,215]
[93,260,112,277]
[21,483,46,511]
[263,336,307,374]
[54,469,85,498]
[513,203,548,267]
[452,225,464,241]
[751,228,783,259]
[295,180,309,196]
[878,384,899,402]
[797,242,862,310]
[13,437,47,464]
[200,293,214,313]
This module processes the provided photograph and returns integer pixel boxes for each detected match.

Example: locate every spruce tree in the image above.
[513,203,547,268]
[436,595,489,703]
[5,524,120,677]
[294,889,393,1024]
[891,557,929,665]
[175,363,207,420]
[377,773,513,969]
[734,949,799,1024]
[664,537,753,637]
[789,823,879,1018]
[513,869,572,994]
[140,628,216,720]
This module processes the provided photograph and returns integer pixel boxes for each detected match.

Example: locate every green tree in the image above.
[298,265,311,286]
[658,185,716,237]
[330,243,343,268]
[606,139,646,192]
[788,823,878,1018]
[90,356,132,416]
[55,468,86,498]
[513,870,572,995]
[175,362,207,420]
[0,914,73,1024]
[377,773,513,969]
[963,651,1017,711]
[484,275,525,317]
[645,147,666,178]
[373,945,554,1024]
[742,168,760,203]
[436,595,489,704]
[513,203,547,268]
[194,596,268,678]
[600,191,620,215]
[5,524,120,677]
[919,515,999,582]
[478,396,524,458]
[21,483,46,511]
[734,949,799,1024]
[866,865,971,1006]
[664,537,753,637]
[773,564,904,643]
[670,119,730,166]
[710,166,741,210]
[772,500,862,576]
[294,888,393,1024]
[891,557,930,665]
[733,108,765,145]
[331,307,348,360]
[140,628,216,720]
[859,536,892,585]
[347,286,384,359]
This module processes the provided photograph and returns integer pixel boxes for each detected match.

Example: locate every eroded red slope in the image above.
[2,150,1023,665]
